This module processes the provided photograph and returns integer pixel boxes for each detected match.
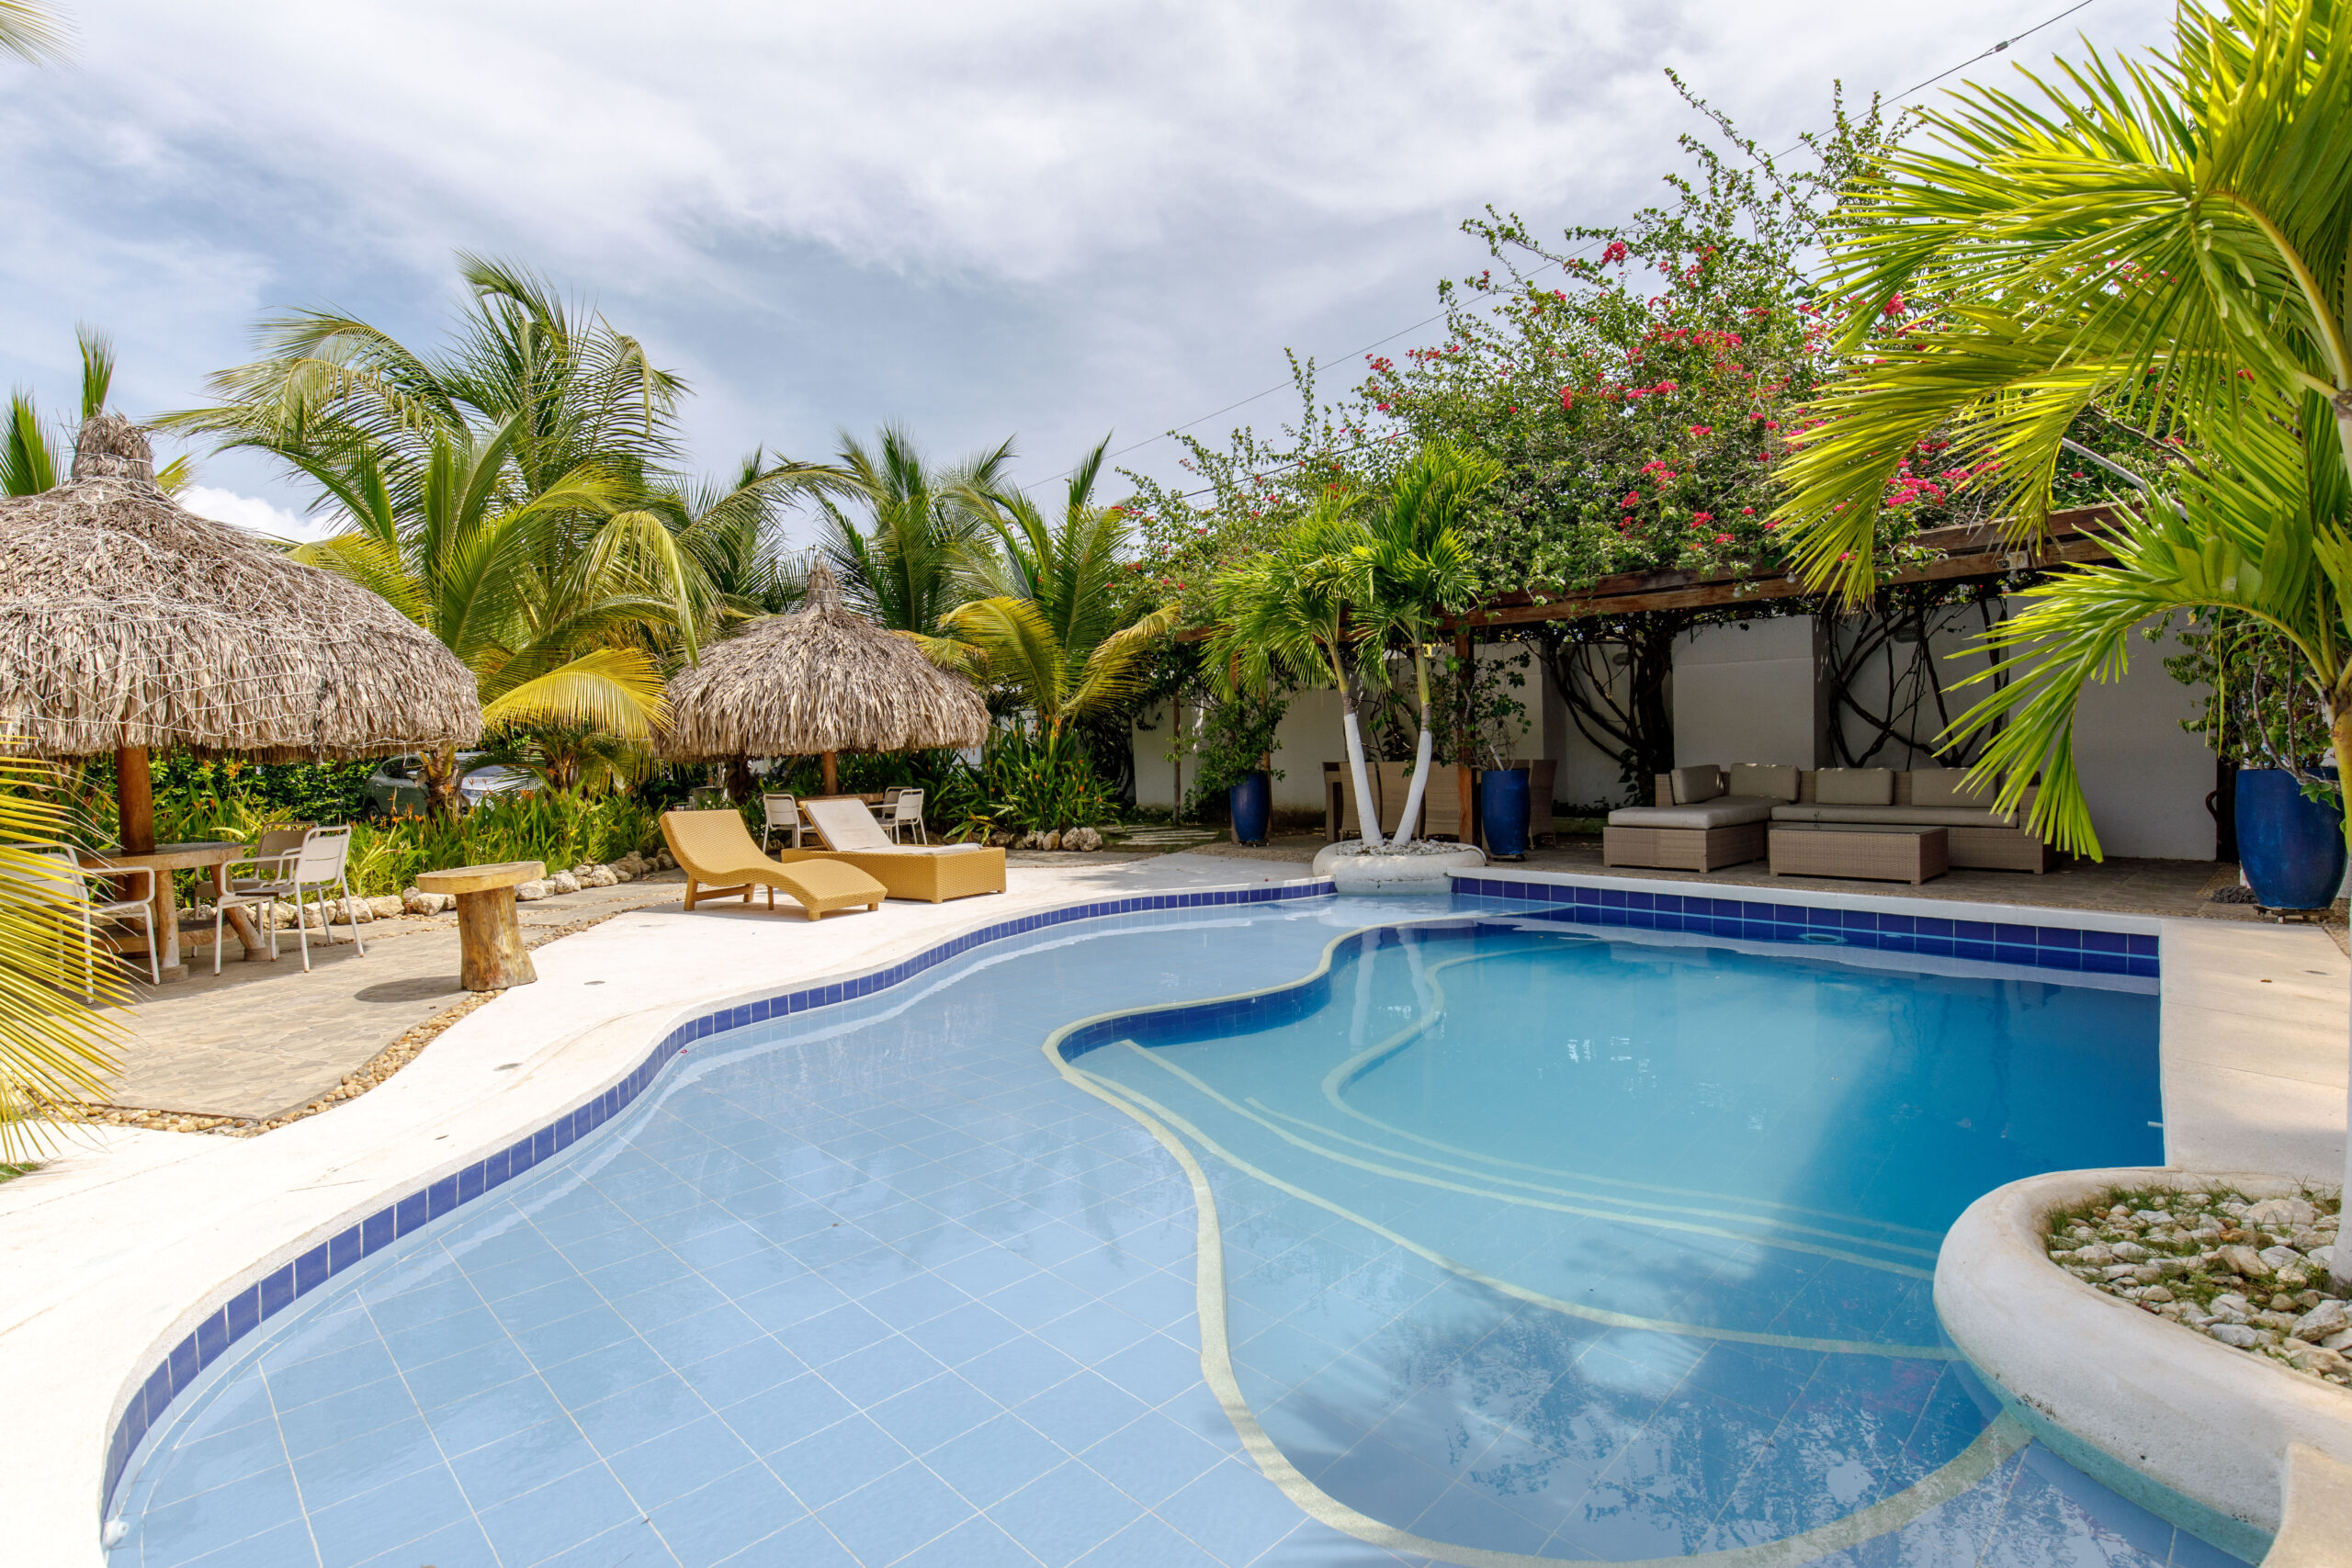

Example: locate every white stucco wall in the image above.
[1826,603,2215,861]
[2064,614,2217,861]
[1671,616,1823,770]
[1132,686,1358,817]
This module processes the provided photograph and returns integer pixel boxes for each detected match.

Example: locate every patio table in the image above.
[416,860,544,992]
[78,840,265,983]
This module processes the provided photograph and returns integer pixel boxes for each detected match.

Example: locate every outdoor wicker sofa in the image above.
[1602,763,2056,874]
[786,796,1008,903]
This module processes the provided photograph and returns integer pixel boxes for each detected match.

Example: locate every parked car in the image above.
[364,753,534,817]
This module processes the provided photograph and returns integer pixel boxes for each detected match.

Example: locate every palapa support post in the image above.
[416,861,543,991]
[820,750,838,795]
[116,745,155,855]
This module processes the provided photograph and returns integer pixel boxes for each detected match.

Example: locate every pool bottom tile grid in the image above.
[109,898,2226,1568]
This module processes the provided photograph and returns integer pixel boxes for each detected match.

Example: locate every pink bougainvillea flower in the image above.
[1693,512,1714,524]
[1714,533,1733,544]
[1688,425,1713,436]
[1883,293,1906,315]
[1740,507,1755,515]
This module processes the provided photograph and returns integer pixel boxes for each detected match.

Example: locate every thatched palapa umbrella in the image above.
[661,564,988,794]
[0,414,481,852]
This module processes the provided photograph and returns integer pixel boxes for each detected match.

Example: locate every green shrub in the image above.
[961,728,1116,837]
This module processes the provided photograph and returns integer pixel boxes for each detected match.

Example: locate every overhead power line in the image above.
[1025,0,2112,502]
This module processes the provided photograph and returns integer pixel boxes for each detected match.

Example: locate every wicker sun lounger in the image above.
[661,809,887,919]
[787,797,1008,903]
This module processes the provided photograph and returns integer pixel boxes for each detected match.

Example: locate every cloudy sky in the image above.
[0,0,2168,544]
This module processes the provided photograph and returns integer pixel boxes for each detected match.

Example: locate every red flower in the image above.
[1602,241,1629,265]
[1621,491,1641,508]
[1740,507,1755,515]
[1714,533,1733,545]
[1688,425,1713,437]
[1693,512,1714,524]
[1883,293,1906,315]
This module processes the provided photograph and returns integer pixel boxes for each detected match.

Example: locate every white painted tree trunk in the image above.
[1393,726,1436,846]
[1340,698,1384,851]
[1390,652,1437,846]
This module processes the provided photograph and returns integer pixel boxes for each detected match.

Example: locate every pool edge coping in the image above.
[1936,1166,2352,1559]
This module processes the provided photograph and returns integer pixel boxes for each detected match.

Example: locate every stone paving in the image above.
[103,876,696,1121]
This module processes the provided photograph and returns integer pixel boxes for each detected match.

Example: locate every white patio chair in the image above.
[887,788,927,844]
[761,792,801,851]
[12,847,158,991]
[214,825,366,974]
[224,824,312,894]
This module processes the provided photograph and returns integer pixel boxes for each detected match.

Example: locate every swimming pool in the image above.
[107,889,2224,1568]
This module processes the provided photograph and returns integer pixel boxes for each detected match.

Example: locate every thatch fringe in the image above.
[0,414,480,761]
[661,564,988,760]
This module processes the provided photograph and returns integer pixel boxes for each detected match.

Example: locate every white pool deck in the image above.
[3,856,2346,1566]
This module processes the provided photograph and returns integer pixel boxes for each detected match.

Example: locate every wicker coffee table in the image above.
[1769,824,1950,885]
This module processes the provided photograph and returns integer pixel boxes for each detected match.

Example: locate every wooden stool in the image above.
[416,861,544,991]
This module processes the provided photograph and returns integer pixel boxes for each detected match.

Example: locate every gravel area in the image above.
[2044,1185,2351,1384]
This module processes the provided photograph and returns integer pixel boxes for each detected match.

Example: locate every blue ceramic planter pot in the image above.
[1480,768,1531,860]
[2235,767,2346,909]
[1228,771,1272,846]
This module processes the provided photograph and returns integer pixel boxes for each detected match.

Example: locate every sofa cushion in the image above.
[1815,767,1894,806]
[1726,763,1801,803]
[1770,804,2015,828]
[1669,764,1724,805]
[1611,798,1774,829]
[1909,769,1996,808]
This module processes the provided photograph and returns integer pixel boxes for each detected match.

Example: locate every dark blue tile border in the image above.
[102,876,1336,1518]
[1452,876,2161,983]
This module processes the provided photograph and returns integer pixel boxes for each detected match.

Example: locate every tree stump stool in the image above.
[416,861,544,992]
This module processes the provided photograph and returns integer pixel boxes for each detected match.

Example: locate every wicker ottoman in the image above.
[1769,824,1950,885]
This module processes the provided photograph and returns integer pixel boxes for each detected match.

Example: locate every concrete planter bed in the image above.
[1939,1168,2352,1561]
[1309,837,1485,894]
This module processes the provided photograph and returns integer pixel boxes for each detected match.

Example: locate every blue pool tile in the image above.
[988,1459,1143,1566]
[475,1461,642,1563]
[1996,944,2037,967]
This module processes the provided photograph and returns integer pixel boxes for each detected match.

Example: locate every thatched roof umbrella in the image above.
[661,563,988,795]
[0,413,481,852]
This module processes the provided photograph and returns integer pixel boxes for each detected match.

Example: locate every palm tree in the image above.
[1356,444,1498,842]
[165,257,797,810]
[819,425,1012,633]
[942,438,1179,738]
[0,0,70,65]
[0,757,124,1166]
[279,419,673,810]
[1207,497,1387,848]
[1777,0,2351,609]
[1770,0,2352,1276]
[6,329,194,496]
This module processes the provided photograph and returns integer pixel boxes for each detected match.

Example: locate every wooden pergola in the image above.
[1429,505,2124,842]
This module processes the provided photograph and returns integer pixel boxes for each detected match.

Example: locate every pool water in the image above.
[1061,919,2165,1560]
[108,896,2222,1568]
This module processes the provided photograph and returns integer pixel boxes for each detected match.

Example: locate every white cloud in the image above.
[0,0,2177,523]
[178,486,342,543]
